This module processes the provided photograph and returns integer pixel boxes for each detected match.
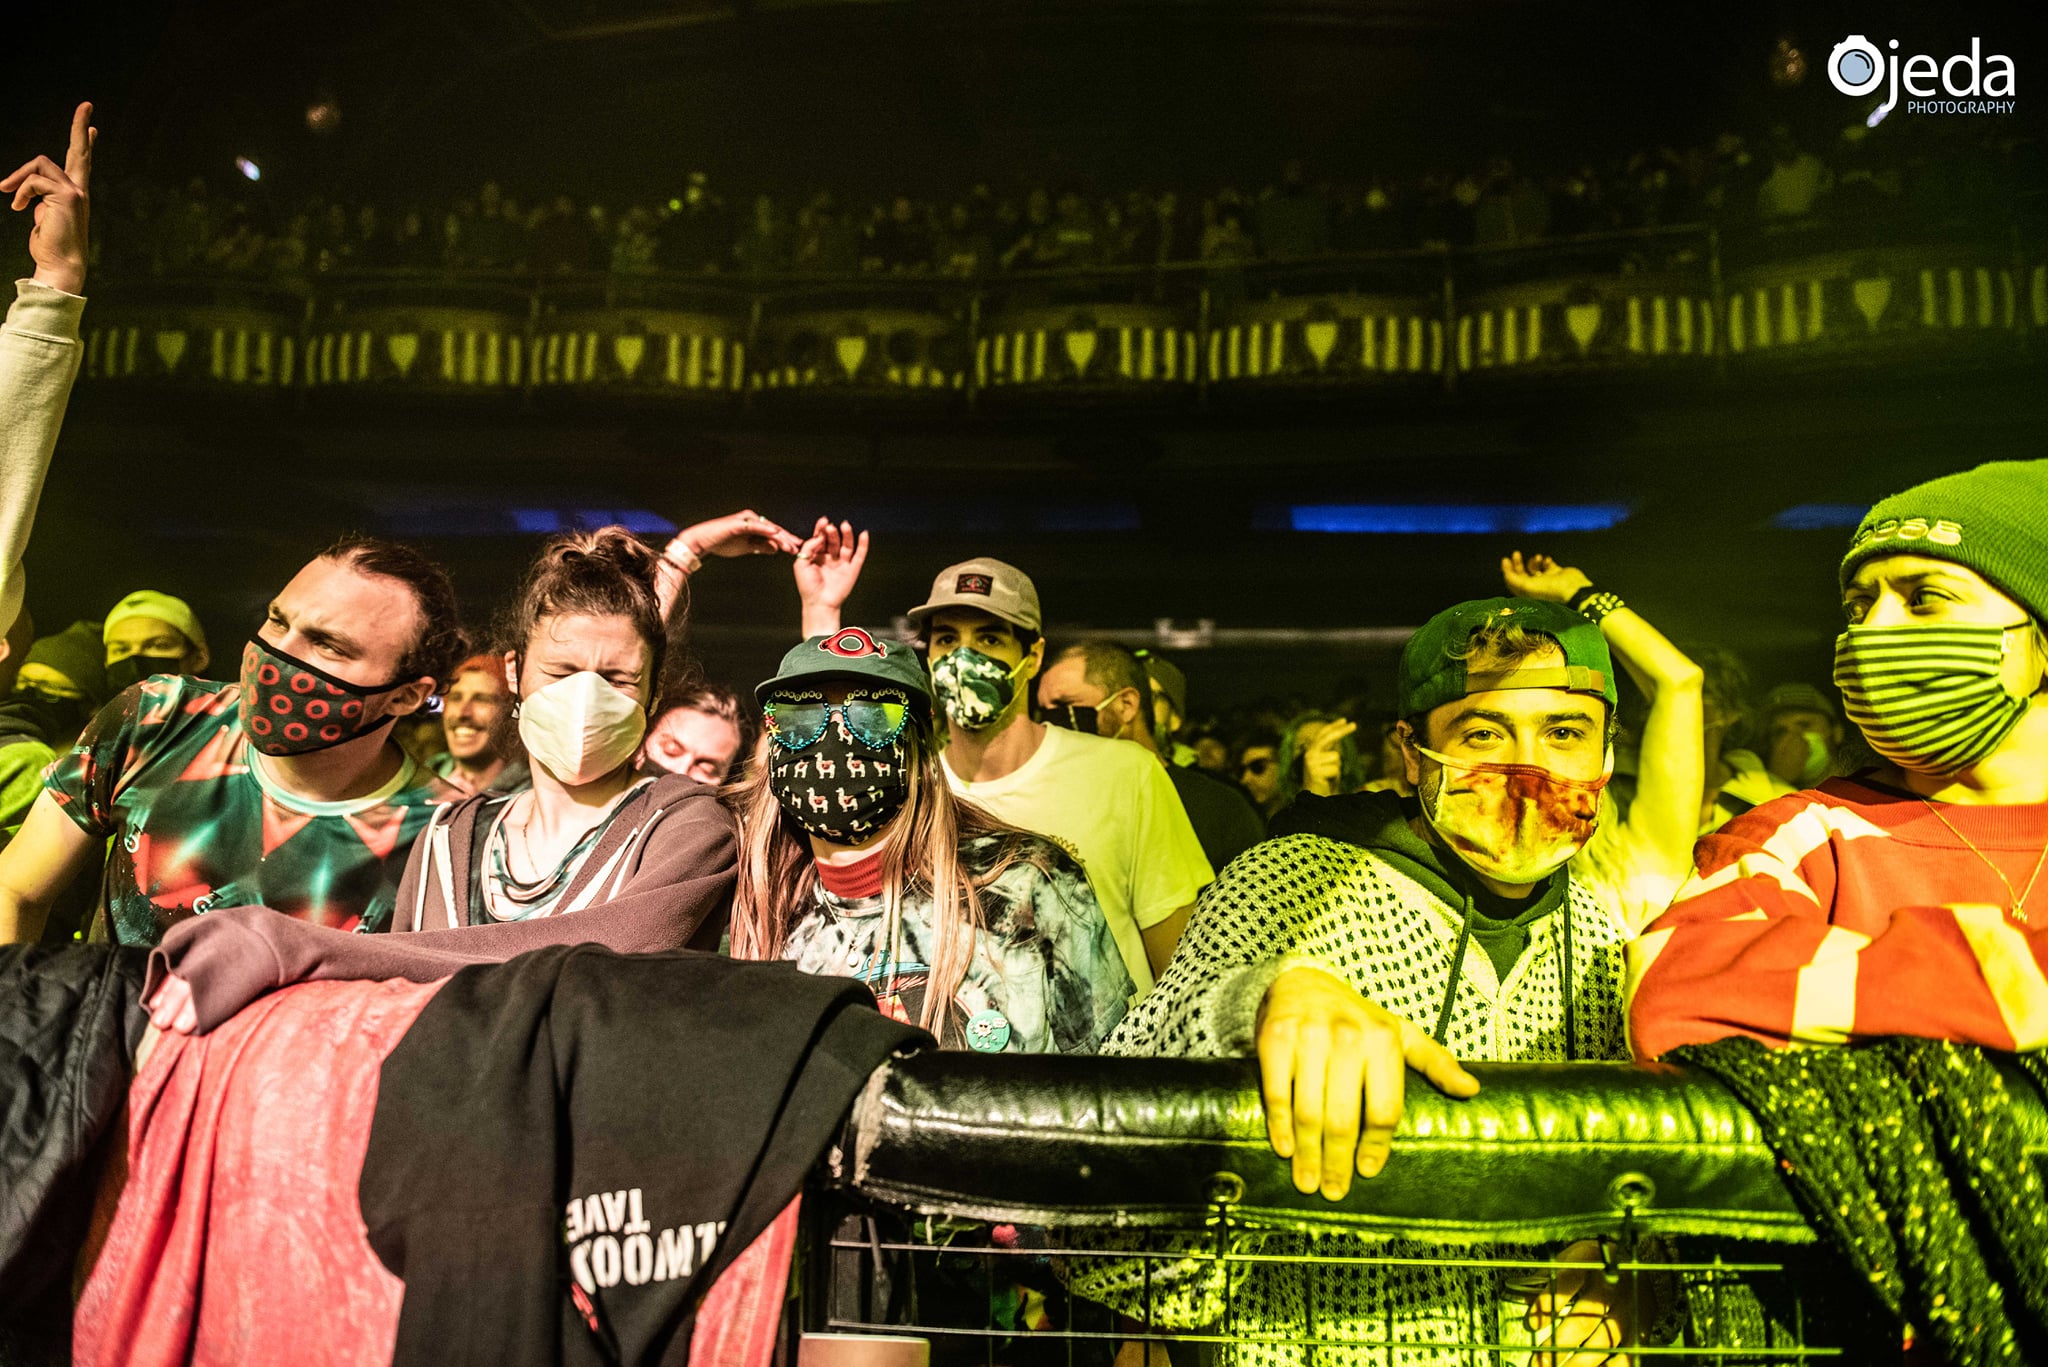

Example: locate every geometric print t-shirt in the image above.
[42,674,457,947]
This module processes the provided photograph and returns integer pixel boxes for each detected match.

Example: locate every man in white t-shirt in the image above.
[908,558,1211,996]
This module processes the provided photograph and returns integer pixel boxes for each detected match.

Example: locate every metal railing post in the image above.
[295,288,317,412]
[744,293,764,412]
[965,287,982,413]
[1441,251,1458,397]
[2009,217,2031,364]
[1708,225,1728,381]
[522,276,542,410]
[1196,283,1212,409]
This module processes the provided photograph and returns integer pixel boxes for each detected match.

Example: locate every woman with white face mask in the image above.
[397,527,733,932]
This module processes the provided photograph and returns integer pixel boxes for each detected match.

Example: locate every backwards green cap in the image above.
[755,628,932,714]
[1398,597,1617,720]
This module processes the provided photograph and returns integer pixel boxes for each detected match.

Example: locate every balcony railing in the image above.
[77,220,2045,409]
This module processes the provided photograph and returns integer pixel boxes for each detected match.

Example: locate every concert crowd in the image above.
[5,101,2047,1367]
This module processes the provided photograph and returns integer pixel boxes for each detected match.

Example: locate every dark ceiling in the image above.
[18,0,2026,203]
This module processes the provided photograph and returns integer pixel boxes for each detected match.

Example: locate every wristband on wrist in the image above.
[663,536,703,576]
[1567,584,1626,624]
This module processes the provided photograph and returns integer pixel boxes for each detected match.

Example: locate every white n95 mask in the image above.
[516,671,648,786]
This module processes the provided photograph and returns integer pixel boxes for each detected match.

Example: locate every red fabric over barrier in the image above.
[75,979,433,1366]
[75,977,799,1367]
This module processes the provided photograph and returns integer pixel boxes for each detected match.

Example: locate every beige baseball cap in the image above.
[907,557,1042,633]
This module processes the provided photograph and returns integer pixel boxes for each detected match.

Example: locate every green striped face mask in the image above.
[1833,622,2037,778]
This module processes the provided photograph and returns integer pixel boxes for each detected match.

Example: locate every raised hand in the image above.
[1300,717,1357,796]
[677,509,803,561]
[1501,551,1593,605]
[653,509,803,621]
[796,517,870,637]
[0,102,95,295]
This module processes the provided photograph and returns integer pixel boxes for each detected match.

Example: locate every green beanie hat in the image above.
[24,621,110,705]
[1839,459,2048,623]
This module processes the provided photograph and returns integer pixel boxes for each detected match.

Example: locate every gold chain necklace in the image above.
[1920,799,2048,923]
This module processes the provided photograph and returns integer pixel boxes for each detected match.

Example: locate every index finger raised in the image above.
[67,102,94,192]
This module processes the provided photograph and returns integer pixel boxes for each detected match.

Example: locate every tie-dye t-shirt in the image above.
[782,831,1132,1054]
[42,675,456,946]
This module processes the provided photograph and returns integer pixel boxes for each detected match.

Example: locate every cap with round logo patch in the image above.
[756,629,932,713]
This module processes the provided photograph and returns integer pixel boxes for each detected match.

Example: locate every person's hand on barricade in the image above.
[794,517,869,637]
[1518,1237,1635,1366]
[1256,965,1479,1200]
[1500,551,1593,605]
[2,101,95,295]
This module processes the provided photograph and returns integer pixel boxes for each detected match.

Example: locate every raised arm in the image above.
[1503,552,1704,903]
[0,102,94,650]
[2,102,92,296]
[651,509,804,620]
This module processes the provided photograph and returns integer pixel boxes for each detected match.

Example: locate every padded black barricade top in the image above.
[834,1053,2048,1244]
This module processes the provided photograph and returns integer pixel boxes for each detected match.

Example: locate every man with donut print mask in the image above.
[0,537,468,946]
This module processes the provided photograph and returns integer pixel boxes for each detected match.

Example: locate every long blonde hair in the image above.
[727,717,1050,1035]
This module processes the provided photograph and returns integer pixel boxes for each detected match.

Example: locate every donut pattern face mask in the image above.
[238,638,405,757]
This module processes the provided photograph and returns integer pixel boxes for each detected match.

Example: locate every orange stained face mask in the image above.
[1415,744,1610,885]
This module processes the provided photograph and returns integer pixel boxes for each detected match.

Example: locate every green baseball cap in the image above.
[1398,597,1617,720]
[755,628,932,714]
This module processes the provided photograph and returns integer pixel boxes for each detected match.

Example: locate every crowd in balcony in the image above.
[68,120,2033,290]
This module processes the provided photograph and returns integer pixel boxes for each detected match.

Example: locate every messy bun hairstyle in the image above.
[502,526,669,698]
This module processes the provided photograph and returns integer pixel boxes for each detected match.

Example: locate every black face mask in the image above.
[1041,702,1099,735]
[7,685,95,739]
[769,723,910,844]
[105,653,187,695]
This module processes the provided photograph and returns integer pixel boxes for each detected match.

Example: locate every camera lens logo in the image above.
[1829,35,1886,95]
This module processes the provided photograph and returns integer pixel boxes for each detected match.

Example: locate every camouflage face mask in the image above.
[929,646,1026,733]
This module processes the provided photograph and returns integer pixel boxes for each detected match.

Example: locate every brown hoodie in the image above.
[146,774,736,1033]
